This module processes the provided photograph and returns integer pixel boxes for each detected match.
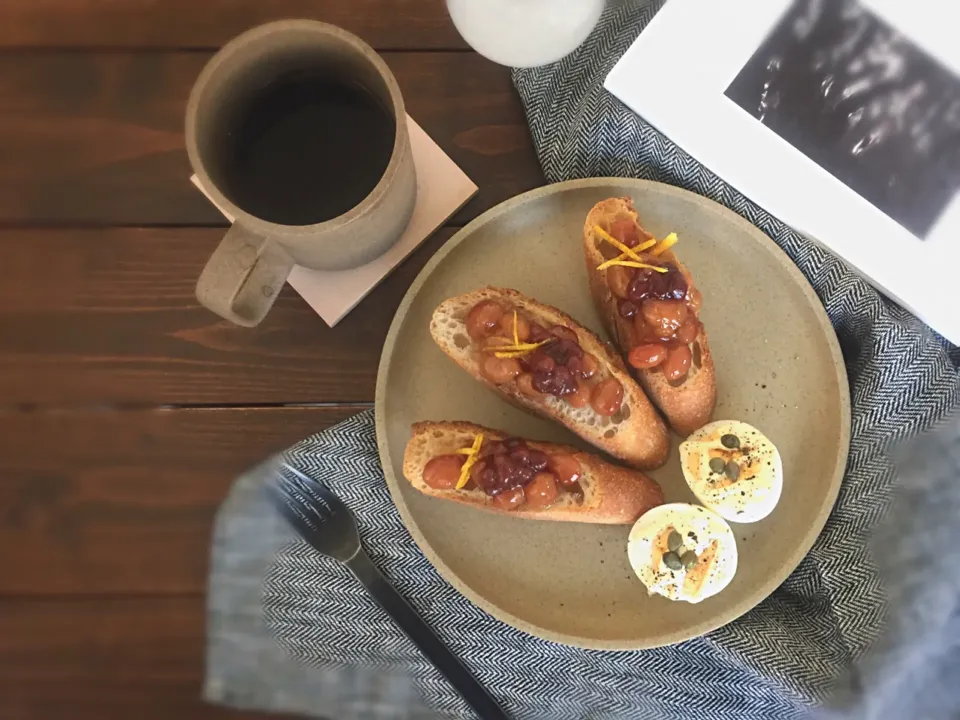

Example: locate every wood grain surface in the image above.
[0,52,538,225]
[0,1,543,717]
[0,406,365,595]
[0,597,299,720]
[0,0,463,50]
[0,227,457,406]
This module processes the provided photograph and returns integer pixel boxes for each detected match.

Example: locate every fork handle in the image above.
[346,549,510,720]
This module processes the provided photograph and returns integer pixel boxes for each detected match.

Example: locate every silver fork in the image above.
[265,461,510,720]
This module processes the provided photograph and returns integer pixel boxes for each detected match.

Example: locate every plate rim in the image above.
[375,177,851,650]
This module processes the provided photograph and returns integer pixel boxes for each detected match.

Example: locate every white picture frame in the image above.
[605,0,960,344]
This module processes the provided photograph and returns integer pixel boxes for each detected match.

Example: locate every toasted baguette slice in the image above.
[403,421,664,524]
[583,197,716,437]
[430,286,670,470]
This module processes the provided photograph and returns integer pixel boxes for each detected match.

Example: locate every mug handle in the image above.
[195,225,295,327]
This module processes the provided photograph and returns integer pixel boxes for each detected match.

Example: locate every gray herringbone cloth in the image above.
[204,3,960,718]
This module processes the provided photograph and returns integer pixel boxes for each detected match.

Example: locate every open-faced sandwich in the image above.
[403,421,664,523]
[583,197,717,436]
[430,287,670,469]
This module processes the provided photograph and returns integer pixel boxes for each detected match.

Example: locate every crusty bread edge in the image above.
[430,286,670,469]
[583,197,717,437]
[402,421,664,524]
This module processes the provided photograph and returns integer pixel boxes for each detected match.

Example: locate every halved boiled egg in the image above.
[627,503,738,604]
[679,420,783,524]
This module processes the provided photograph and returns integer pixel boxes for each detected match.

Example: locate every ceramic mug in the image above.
[186,20,417,327]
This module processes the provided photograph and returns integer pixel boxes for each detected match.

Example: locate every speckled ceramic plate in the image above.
[375,178,850,650]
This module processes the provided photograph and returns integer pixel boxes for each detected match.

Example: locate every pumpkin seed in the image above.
[667,531,683,552]
[663,551,682,571]
[708,457,726,474]
[681,551,698,569]
[725,460,741,481]
[721,433,740,449]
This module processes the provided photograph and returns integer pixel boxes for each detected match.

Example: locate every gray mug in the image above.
[186,20,417,327]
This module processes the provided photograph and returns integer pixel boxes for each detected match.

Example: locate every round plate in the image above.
[375,178,850,649]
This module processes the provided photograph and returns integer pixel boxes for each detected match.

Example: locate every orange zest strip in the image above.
[455,433,484,489]
[596,259,669,273]
[493,339,551,358]
[651,232,678,256]
[594,225,643,262]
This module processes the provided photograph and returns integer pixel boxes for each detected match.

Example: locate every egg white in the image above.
[679,420,783,524]
[627,503,738,604]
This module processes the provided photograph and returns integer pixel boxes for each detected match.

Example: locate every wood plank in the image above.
[0,226,454,405]
[0,406,365,594]
[0,0,464,50]
[0,51,540,225]
[0,596,296,720]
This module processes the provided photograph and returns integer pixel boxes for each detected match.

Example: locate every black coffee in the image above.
[221,73,395,226]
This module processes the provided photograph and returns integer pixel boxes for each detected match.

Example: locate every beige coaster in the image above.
[191,116,477,326]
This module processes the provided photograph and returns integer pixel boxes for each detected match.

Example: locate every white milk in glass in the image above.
[446,0,604,68]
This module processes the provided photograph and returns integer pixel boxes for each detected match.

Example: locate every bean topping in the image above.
[627,265,688,303]
[600,224,703,389]
[590,378,624,416]
[466,300,503,339]
[422,455,466,490]
[469,302,623,417]
[628,344,668,370]
[549,454,582,487]
[493,486,525,511]
[525,472,559,510]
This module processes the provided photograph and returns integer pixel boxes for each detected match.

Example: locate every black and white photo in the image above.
[725,0,960,240]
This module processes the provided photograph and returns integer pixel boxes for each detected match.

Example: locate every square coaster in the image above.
[191,116,477,326]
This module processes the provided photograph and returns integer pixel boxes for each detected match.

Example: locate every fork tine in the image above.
[281,462,343,511]
[264,483,316,533]
[278,464,342,520]
[266,461,361,562]
[271,469,333,523]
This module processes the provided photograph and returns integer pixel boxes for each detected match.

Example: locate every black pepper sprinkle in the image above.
[741,491,746,496]
[761,384,767,389]
[737,510,744,514]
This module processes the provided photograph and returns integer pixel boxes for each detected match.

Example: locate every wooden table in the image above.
[0,3,543,718]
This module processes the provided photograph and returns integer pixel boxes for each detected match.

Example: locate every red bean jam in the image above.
[524,325,584,397]
[423,440,584,512]
[473,438,549,496]
[600,218,704,385]
[626,265,688,304]
[467,300,623,417]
